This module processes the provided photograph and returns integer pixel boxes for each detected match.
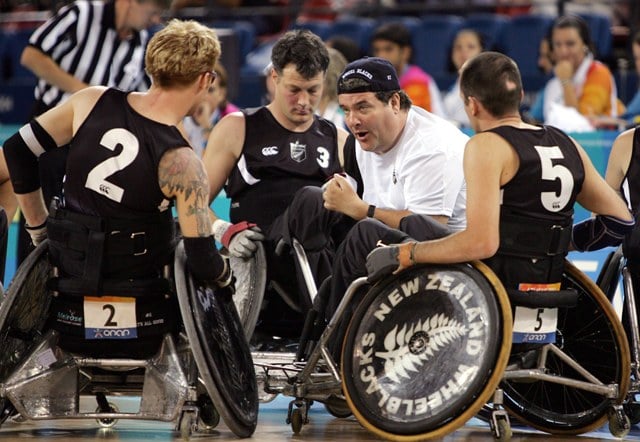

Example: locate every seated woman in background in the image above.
[620,31,640,125]
[442,29,484,128]
[527,35,555,123]
[542,15,624,129]
[181,61,239,157]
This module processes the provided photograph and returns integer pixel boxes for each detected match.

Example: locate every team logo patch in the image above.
[290,140,307,163]
[347,268,496,422]
[261,146,279,156]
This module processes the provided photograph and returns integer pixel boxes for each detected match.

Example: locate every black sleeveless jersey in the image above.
[621,128,640,261]
[483,125,585,289]
[621,128,640,214]
[490,125,584,221]
[63,88,189,218]
[225,107,341,228]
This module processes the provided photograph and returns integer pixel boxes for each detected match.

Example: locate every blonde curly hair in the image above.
[145,19,221,88]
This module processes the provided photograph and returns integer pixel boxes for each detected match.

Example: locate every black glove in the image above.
[366,241,418,283]
[366,245,402,283]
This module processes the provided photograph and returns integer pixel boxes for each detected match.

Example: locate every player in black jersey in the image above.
[203,29,349,341]
[326,52,634,320]
[3,20,232,323]
[605,127,640,312]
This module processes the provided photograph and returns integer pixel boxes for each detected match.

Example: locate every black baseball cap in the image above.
[337,57,401,94]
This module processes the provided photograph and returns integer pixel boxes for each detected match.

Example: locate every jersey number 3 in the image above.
[85,128,139,203]
[534,145,574,212]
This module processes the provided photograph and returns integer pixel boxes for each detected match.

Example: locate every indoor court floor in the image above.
[1,395,640,441]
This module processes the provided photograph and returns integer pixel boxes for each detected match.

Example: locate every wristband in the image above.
[398,241,417,267]
[25,220,47,230]
[367,204,376,218]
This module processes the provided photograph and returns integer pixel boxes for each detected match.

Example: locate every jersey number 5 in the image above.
[534,145,574,212]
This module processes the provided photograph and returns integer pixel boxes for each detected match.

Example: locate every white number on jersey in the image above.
[85,128,139,203]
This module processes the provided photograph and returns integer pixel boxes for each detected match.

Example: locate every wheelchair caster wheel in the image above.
[324,397,352,418]
[494,417,512,441]
[95,402,118,428]
[179,412,196,440]
[290,407,303,434]
[609,408,631,438]
[198,398,220,430]
[625,402,640,425]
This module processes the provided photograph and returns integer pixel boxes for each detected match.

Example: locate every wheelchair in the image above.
[597,245,640,425]
[0,240,259,440]
[233,247,631,440]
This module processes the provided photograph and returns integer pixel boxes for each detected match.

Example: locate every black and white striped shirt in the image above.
[28,0,150,111]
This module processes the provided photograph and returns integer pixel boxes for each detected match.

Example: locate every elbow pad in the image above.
[3,120,57,194]
[571,214,635,252]
[183,236,226,282]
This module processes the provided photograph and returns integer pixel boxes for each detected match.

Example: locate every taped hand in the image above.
[25,221,47,246]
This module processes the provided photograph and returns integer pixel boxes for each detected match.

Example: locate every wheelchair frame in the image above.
[238,241,632,440]
[597,246,640,425]
[0,240,258,440]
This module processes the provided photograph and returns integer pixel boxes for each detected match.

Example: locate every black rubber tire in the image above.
[175,242,259,438]
[341,261,512,440]
[0,241,51,384]
[501,260,630,435]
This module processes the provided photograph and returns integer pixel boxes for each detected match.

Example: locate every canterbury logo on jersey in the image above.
[261,146,279,156]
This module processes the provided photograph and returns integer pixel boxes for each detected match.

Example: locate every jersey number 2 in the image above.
[85,128,139,203]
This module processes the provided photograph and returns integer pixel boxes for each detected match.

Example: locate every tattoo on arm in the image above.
[159,148,211,236]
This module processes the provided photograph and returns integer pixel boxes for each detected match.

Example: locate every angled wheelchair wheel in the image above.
[341,261,512,440]
[0,241,51,385]
[502,260,631,435]
[228,243,267,340]
[596,246,624,301]
[174,242,258,438]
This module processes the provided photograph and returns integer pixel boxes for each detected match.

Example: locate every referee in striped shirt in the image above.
[16,0,170,263]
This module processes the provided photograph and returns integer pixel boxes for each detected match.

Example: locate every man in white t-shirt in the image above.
[323,56,468,233]
[308,57,469,320]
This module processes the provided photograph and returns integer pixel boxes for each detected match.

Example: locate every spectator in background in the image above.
[527,34,554,123]
[181,61,239,157]
[170,0,286,36]
[542,15,624,129]
[370,22,446,117]
[326,35,362,63]
[317,47,347,129]
[620,31,640,125]
[442,29,485,128]
[17,0,170,264]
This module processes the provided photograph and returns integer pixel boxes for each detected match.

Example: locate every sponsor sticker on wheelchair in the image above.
[84,296,137,339]
[512,282,559,344]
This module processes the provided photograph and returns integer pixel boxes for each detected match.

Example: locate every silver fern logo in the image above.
[375,314,467,383]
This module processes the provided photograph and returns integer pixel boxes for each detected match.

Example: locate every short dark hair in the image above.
[271,29,330,79]
[370,22,412,48]
[460,52,522,117]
